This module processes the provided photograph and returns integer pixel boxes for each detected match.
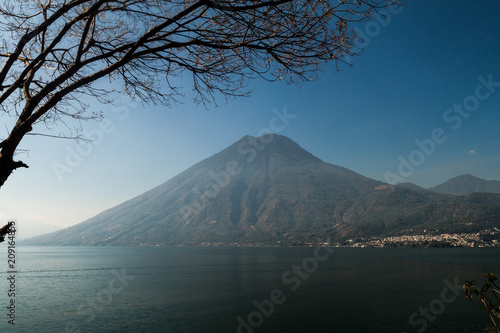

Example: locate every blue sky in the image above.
[1,0,500,231]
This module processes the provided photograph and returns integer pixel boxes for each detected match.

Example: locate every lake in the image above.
[1,246,499,332]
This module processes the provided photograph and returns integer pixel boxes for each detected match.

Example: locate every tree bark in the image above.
[0,156,28,188]
[0,123,31,188]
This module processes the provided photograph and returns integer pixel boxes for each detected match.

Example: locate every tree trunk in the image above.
[0,124,31,188]
[0,155,28,188]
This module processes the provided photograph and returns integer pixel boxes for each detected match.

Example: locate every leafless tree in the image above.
[0,0,398,188]
[464,274,500,333]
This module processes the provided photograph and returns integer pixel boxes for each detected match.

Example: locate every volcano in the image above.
[25,134,500,246]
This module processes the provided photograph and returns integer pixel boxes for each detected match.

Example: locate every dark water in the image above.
[0,246,499,333]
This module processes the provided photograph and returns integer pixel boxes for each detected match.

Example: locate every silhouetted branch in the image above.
[0,0,400,187]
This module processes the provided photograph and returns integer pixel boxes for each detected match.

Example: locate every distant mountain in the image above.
[0,206,63,239]
[17,221,63,240]
[429,174,500,196]
[24,135,500,246]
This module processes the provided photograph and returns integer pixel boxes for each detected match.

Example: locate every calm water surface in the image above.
[0,246,499,332]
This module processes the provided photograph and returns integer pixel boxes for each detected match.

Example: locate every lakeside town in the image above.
[190,228,500,248]
[346,228,500,248]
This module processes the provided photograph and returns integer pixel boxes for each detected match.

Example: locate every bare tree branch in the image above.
[0,0,400,188]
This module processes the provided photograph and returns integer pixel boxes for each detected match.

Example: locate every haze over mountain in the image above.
[0,206,62,239]
[25,135,500,246]
[429,174,500,196]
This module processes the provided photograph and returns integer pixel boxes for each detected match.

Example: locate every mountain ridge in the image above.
[24,134,500,246]
[428,174,500,196]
